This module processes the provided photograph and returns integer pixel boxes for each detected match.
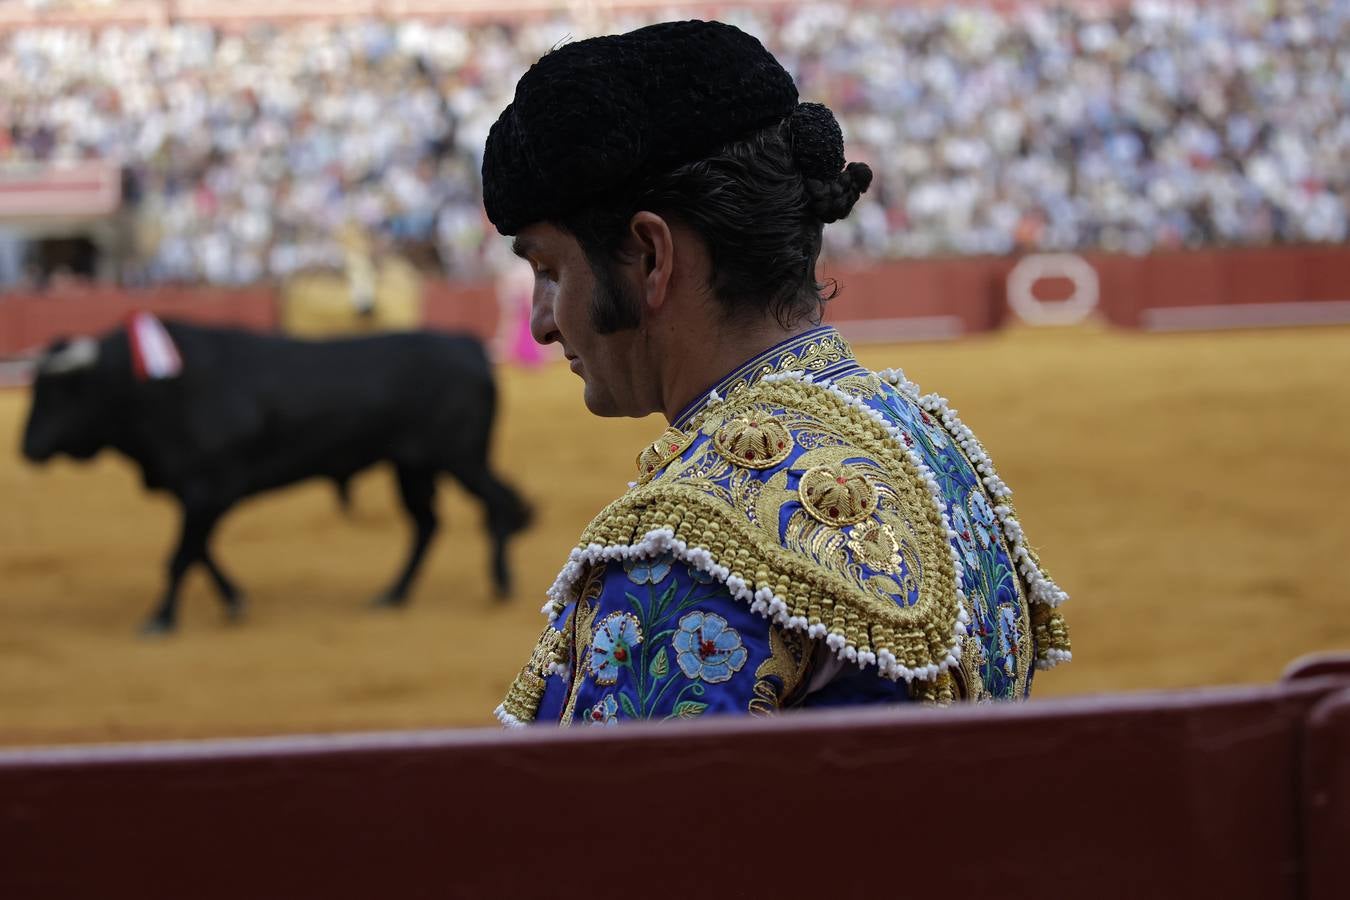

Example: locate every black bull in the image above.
[21,322,531,633]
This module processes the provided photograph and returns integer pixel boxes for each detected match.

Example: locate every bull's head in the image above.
[22,337,110,463]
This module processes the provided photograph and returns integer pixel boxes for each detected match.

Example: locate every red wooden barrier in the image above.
[1303,686,1350,900]
[0,285,276,355]
[1284,652,1350,683]
[821,245,1350,335]
[420,278,498,342]
[4,245,1349,357]
[1,677,1345,900]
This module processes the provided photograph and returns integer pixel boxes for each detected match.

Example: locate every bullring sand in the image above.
[3,324,1348,745]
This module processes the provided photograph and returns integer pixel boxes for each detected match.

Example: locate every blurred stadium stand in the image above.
[1,0,1348,355]
[1,653,1348,899]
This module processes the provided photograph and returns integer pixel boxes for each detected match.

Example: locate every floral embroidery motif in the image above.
[689,566,716,584]
[948,500,981,570]
[997,604,1022,678]
[589,612,643,685]
[969,490,996,550]
[585,694,620,726]
[798,462,878,527]
[883,390,948,450]
[625,553,674,585]
[673,611,749,684]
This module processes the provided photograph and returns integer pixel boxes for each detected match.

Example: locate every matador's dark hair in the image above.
[482,19,872,328]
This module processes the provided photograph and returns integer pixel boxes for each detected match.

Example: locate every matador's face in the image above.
[513,222,653,418]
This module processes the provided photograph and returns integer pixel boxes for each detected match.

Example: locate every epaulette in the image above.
[543,373,970,683]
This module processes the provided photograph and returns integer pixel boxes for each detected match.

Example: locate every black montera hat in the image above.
[483,20,810,235]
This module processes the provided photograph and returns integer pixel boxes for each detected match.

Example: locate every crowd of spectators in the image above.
[1,0,1346,286]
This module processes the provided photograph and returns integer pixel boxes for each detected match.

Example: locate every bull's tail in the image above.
[496,479,533,537]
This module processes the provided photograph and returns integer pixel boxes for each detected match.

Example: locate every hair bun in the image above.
[789,103,871,222]
[805,161,873,223]
[788,102,845,179]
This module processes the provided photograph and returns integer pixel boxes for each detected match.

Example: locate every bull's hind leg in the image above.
[449,463,531,600]
[371,466,439,608]
[202,550,246,622]
[144,503,230,635]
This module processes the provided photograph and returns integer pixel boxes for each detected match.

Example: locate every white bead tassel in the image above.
[917,389,1070,611]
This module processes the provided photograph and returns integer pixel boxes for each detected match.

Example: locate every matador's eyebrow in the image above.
[510,236,537,259]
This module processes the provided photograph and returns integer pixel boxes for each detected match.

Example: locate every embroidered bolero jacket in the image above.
[498,327,1071,726]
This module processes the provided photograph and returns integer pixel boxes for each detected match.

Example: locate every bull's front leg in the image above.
[142,502,224,635]
[371,467,439,608]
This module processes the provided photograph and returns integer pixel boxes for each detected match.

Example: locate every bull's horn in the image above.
[40,337,99,375]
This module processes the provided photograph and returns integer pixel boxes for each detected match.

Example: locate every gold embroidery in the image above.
[913,670,959,706]
[798,463,878,527]
[795,430,850,451]
[559,564,606,726]
[676,331,856,428]
[658,433,735,489]
[832,373,884,400]
[713,414,794,469]
[579,379,962,677]
[1031,603,1071,667]
[1012,579,1034,697]
[955,629,988,702]
[728,468,766,526]
[847,520,901,574]
[780,502,851,574]
[749,626,813,715]
[754,444,920,599]
[499,625,566,725]
[636,427,695,485]
[830,374,1052,695]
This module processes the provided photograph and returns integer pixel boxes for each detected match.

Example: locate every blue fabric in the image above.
[538,555,797,724]
[799,662,910,707]
[863,386,1030,699]
[536,326,1032,724]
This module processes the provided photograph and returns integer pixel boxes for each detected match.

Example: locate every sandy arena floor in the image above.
[2,323,1348,746]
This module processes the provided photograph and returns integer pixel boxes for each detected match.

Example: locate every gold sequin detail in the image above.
[635,427,695,485]
[713,414,794,469]
[798,463,878,526]
[847,520,901,574]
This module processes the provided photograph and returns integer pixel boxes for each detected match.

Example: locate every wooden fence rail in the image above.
[2,656,1348,899]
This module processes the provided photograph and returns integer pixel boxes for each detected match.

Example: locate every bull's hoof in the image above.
[370,591,407,609]
[224,595,248,623]
[139,618,176,638]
